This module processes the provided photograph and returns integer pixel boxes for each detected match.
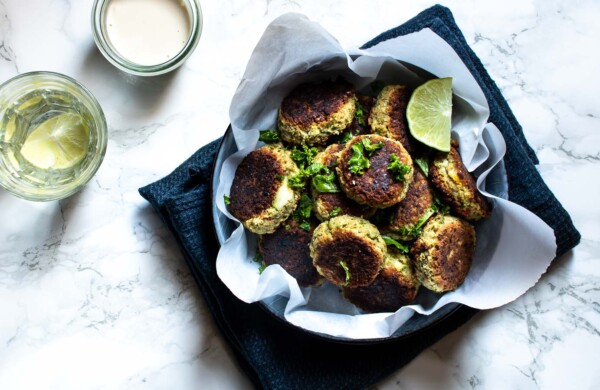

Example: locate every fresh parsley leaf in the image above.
[361,137,383,156]
[399,207,437,239]
[308,163,339,193]
[292,194,313,230]
[291,145,318,169]
[339,130,355,143]
[223,195,231,205]
[348,142,370,175]
[259,129,280,143]
[382,235,410,254]
[355,101,366,126]
[258,262,267,273]
[306,162,326,176]
[289,163,340,192]
[253,252,267,274]
[288,170,310,189]
[433,196,450,215]
[414,156,429,177]
[388,153,411,182]
[330,207,342,217]
[339,260,351,286]
[312,172,339,193]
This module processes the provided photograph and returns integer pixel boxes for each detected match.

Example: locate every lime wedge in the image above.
[20,112,89,169]
[406,77,453,152]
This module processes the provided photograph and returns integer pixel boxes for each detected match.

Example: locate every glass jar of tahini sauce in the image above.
[92,0,202,76]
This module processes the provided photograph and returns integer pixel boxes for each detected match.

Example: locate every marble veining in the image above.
[1,0,599,389]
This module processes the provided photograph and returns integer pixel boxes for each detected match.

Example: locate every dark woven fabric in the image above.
[139,5,580,389]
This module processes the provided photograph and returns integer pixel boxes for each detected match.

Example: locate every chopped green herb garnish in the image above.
[355,101,366,126]
[339,260,351,286]
[253,252,267,274]
[285,224,291,231]
[433,196,450,215]
[348,142,370,175]
[292,194,313,231]
[223,195,231,205]
[399,207,437,238]
[339,130,355,143]
[259,129,280,143]
[382,235,410,254]
[289,163,340,192]
[288,170,310,189]
[291,144,318,169]
[330,207,342,218]
[388,153,411,182]
[308,163,339,193]
[296,194,312,220]
[312,171,339,193]
[414,156,429,177]
[259,263,267,273]
[276,174,285,181]
[361,137,383,156]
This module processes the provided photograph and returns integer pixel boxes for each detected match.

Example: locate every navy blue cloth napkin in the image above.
[139,5,580,389]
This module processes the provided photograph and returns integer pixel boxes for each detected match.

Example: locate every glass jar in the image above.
[91,0,203,77]
[0,72,108,201]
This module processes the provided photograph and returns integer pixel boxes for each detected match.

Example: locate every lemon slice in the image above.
[407,77,453,152]
[20,112,90,169]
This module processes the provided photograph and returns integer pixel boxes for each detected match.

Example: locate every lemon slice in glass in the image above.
[20,112,90,170]
[407,77,453,152]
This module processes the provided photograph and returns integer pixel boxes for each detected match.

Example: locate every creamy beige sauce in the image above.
[105,0,191,66]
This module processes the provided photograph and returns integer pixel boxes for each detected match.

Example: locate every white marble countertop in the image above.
[1,0,598,389]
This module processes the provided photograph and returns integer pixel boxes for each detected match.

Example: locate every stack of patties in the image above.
[227,78,492,313]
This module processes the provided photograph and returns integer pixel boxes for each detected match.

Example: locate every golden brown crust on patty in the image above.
[343,94,374,137]
[343,249,419,312]
[379,167,435,240]
[310,215,386,288]
[312,190,376,221]
[429,147,492,221]
[259,219,323,287]
[411,214,476,292]
[278,80,356,145]
[230,147,285,220]
[229,144,299,234]
[369,85,421,155]
[315,143,344,167]
[337,134,414,208]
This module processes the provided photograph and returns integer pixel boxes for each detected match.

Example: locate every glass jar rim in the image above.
[91,0,203,77]
[0,71,108,201]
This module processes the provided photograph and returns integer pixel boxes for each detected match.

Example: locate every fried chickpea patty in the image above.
[411,214,476,293]
[378,167,435,240]
[429,146,492,221]
[337,134,414,208]
[259,219,323,287]
[229,143,300,234]
[369,85,420,155]
[342,94,375,137]
[310,215,386,288]
[343,248,419,313]
[277,80,356,145]
[311,144,375,221]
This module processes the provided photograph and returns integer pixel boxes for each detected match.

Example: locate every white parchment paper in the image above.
[215,13,557,339]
